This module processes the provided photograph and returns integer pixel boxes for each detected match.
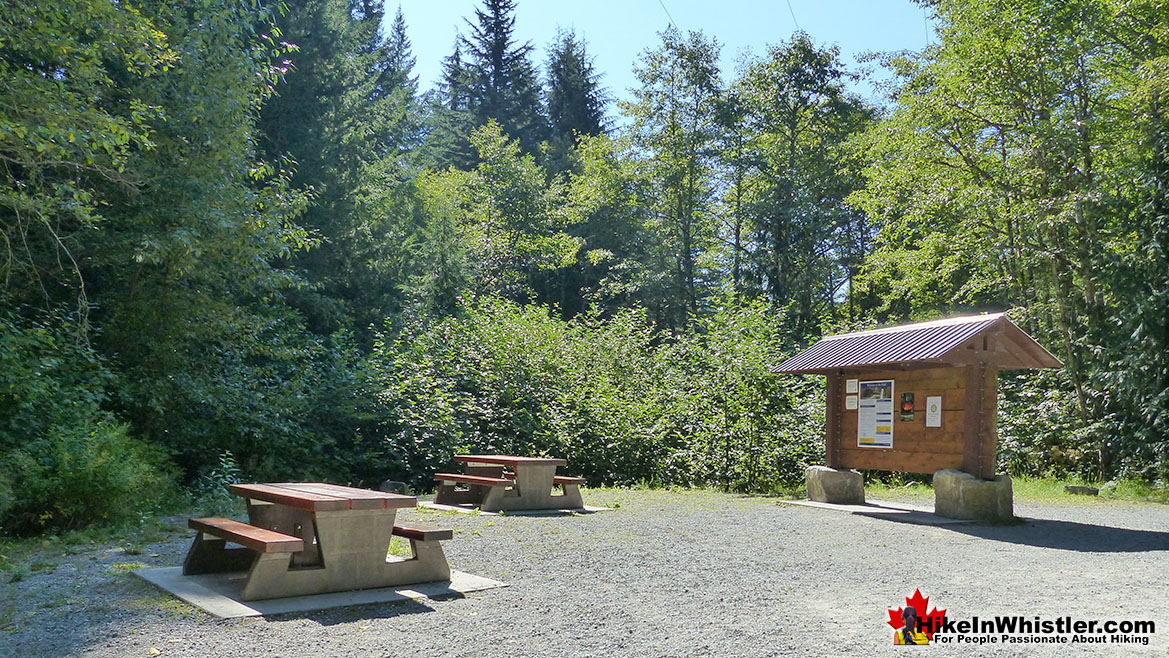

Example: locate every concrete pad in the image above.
[135,567,507,618]
[779,498,975,526]
[418,501,614,516]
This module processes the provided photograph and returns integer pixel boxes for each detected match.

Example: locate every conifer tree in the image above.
[257,0,422,337]
[459,0,548,155]
[546,29,607,141]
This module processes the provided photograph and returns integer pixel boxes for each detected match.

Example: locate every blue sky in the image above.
[392,0,933,105]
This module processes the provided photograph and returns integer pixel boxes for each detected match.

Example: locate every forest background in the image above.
[1,0,1166,535]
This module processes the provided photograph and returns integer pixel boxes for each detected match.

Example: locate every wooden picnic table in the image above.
[434,455,585,512]
[182,482,452,600]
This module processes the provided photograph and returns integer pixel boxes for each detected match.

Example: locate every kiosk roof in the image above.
[773,313,1061,374]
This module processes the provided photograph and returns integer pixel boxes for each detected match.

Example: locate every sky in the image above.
[391,0,934,106]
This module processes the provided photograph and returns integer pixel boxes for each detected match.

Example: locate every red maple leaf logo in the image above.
[887,588,947,640]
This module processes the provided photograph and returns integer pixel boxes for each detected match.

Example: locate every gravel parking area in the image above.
[2,489,1168,657]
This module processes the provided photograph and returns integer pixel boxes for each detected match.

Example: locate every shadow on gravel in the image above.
[267,597,440,626]
[943,518,1169,553]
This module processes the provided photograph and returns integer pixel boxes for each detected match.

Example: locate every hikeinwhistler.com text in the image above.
[922,616,1155,646]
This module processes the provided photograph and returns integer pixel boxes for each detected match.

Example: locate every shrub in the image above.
[0,313,173,535]
[360,296,823,492]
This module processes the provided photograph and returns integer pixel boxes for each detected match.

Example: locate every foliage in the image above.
[459,0,548,155]
[622,27,723,328]
[0,0,174,317]
[361,296,821,492]
[545,29,609,173]
[0,313,171,534]
[5,0,1169,542]
[851,0,1169,478]
[730,33,874,334]
[415,123,584,305]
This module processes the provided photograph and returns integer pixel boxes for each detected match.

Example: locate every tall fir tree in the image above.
[546,29,607,141]
[374,6,418,99]
[258,0,422,339]
[459,0,548,156]
[544,29,608,175]
[421,38,479,170]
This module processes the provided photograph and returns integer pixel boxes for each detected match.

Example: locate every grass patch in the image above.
[109,561,147,574]
[386,537,411,558]
[864,475,1169,505]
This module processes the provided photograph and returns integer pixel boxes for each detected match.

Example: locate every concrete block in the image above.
[805,466,865,504]
[379,480,408,494]
[934,469,1013,522]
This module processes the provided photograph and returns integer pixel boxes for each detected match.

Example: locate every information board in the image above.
[857,380,894,448]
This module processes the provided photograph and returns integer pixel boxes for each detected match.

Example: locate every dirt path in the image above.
[2,489,1167,657]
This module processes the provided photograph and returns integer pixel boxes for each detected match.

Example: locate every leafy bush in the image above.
[0,313,173,535]
[997,370,1092,479]
[360,296,822,492]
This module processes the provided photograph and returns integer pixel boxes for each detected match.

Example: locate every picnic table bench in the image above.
[182,482,453,600]
[434,455,586,512]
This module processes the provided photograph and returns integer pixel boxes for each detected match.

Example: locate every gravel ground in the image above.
[2,488,1168,657]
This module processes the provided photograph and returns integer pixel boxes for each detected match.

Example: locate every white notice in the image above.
[846,379,859,394]
[857,380,894,448]
[926,396,942,428]
[845,395,858,410]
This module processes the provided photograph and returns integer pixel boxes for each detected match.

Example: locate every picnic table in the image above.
[182,482,453,600]
[434,455,586,512]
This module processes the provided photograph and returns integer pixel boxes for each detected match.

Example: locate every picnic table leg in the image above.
[489,463,558,511]
[435,480,493,506]
[398,536,451,583]
[182,532,254,575]
[246,500,321,567]
[557,481,585,509]
[240,551,295,601]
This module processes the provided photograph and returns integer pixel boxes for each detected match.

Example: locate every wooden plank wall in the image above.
[831,366,995,475]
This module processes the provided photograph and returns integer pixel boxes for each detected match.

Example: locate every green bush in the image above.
[997,370,1091,479]
[0,313,173,535]
[360,296,822,492]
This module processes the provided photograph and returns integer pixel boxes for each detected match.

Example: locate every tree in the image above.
[546,29,607,138]
[421,38,479,171]
[732,33,873,336]
[416,122,582,304]
[545,29,608,172]
[0,0,174,320]
[258,0,423,340]
[851,0,1169,478]
[622,27,723,328]
[374,6,419,100]
[460,0,548,155]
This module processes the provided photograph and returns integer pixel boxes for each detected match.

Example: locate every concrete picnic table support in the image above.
[434,455,585,512]
[182,482,452,600]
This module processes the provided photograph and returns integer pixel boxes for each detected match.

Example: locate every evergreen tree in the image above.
[460,0,548,155]
[546,29,608,141]
[374,6,418,100]
[421,38,479,170]
[258,0,422,339]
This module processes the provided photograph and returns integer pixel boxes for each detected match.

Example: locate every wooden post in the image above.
[982,365,999,478]
[825,371,841,468]
[962,360,994,479]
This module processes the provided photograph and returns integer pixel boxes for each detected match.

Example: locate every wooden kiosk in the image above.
[774,313,1061,519]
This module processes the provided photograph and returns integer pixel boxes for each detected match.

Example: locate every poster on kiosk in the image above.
[858,380,894,448]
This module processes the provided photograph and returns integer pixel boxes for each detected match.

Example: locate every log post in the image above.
[825,371,842,468]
